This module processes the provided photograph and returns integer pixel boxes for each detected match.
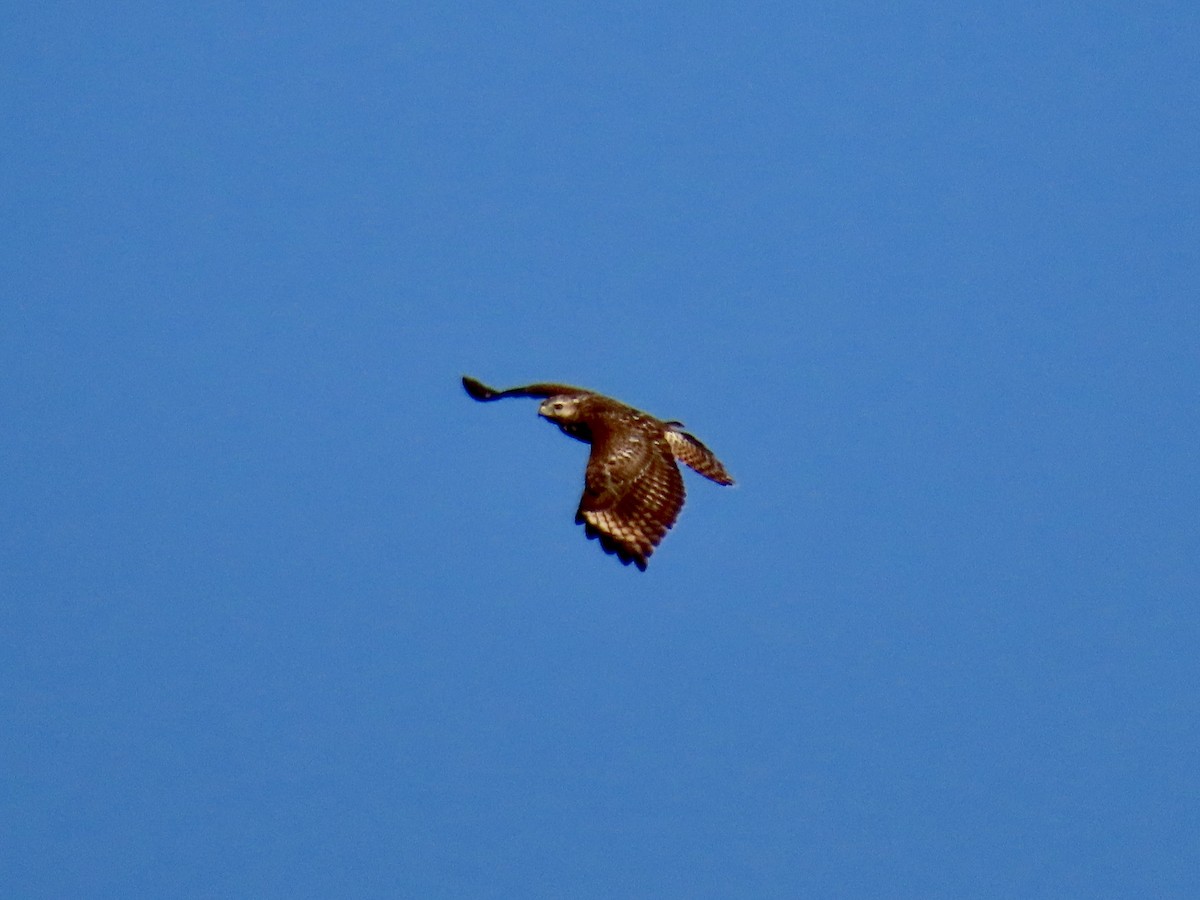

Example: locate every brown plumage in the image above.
[462,376,733,570]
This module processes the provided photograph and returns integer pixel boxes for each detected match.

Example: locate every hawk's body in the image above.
[463,376,733,570]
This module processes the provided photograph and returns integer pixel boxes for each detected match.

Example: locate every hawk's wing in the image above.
[462,376,588,402]
[575,421,685,571]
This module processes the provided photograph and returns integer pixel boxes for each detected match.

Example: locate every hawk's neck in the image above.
[555,421,592,443]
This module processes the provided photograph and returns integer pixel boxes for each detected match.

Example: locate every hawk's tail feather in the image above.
[663,428,735,485]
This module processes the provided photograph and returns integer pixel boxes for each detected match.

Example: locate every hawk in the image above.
[463,375,733,570]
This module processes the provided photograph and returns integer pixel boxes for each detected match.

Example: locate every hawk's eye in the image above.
[553,402,564,411]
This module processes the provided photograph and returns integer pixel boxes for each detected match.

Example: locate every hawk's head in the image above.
[537,395,583,423]
[538,395,592,442]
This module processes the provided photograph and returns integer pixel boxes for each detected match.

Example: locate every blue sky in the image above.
[3,2,1198,896]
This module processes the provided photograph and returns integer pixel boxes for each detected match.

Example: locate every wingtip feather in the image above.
[462,376,496,401]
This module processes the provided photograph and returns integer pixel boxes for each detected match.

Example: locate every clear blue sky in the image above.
[4,3,1198,897]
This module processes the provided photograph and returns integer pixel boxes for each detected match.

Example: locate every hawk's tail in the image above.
[663,427,734,485]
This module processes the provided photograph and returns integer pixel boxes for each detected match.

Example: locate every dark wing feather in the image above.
[462,376,589,402]
[575,421,684,571]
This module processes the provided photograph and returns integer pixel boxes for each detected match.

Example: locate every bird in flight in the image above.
[462,375,733,570]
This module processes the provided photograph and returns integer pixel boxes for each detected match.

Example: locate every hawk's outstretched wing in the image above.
[575,422,684,571]
[462,376,589,402]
